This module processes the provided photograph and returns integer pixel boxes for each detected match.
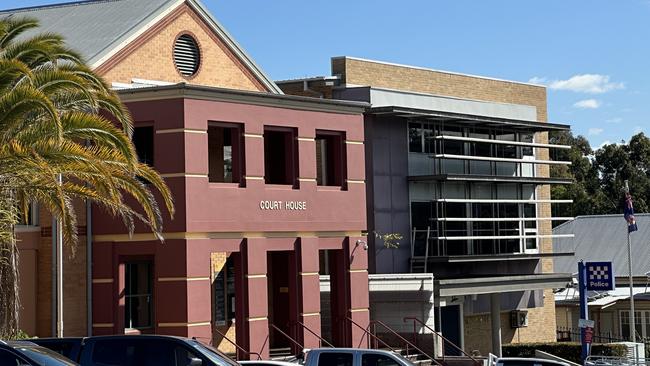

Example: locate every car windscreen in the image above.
[188,340,239,366]
[16,346,78,366]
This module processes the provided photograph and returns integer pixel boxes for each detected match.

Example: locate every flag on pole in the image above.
[624,192,639,233]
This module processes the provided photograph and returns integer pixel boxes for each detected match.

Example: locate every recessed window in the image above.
[208,123,244,183]
[132,126,154,166]
[124,261,153,330]
[316,130,346,186]
[173,34,200,77]
[264,127,297,185]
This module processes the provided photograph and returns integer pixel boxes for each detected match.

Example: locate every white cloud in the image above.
[529,74,624,94]
[588,128,604,136]
[573,99,601,109]
[527,77,547,85]
[606,117,623,124]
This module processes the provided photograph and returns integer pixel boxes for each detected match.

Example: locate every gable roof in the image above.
[553,214,650,277]
[0,0,282,94]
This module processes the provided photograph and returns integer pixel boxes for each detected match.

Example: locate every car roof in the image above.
[498,358,569,365]
[308,348,399,356]
[4,341,39,347]
[239,361,298,366]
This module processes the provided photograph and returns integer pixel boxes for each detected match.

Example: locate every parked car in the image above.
[303,348,415,366]
[239,361,299,366]
[0,340,79,365]
[31,335,238,366]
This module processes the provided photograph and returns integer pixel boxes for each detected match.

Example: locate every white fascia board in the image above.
[187,0,283,94]
[91,0,184,68]
[319,273,434,293]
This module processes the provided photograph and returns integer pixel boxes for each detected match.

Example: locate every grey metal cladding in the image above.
[0,0,175,65]
[553,214,650,277]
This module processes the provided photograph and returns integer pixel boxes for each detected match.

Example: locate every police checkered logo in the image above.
[588,265,610,280]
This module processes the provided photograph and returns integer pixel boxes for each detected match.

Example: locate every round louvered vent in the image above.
[173,34,200,77]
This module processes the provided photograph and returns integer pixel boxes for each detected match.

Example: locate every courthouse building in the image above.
[278,57,575,355]
[7,0,370,358]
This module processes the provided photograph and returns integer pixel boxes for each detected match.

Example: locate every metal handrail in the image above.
[209,328,262,360]
[269,323,304,351]
[370,320,442,366]
[345,317,396,352]
[404,316,482,366]
[290,321,335,348]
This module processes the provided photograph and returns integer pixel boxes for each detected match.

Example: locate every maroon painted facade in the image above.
[91,87,369,357]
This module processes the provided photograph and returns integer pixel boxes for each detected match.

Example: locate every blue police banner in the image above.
[586,262,615,291]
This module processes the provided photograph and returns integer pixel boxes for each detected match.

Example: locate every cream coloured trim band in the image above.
[93,230,364,242]
[348,269,368,273]
[247,317,268,322]
[92,278,114,284]
[298,178,317,182]
[244,175,264,180]
[92,323,114,328]
[345,140,364,145]
[301,312,320,317]
[299,272,319,276]
[346,179,365,184]
[350,308,369,313]
[160,173,208,178]
[158,277,210,282]
[246,274,267,279]
[158,321,211,328]
[244,133,263,138]
[156,128,206,135]
[297,137,315,142]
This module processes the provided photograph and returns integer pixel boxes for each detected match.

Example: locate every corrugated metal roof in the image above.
[553,214,650,277]
[0,0,176,66]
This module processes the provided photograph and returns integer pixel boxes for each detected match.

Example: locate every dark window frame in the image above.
[315,129,347,188]
[123,259,154,332]
[132,124,155,167]
[208,121,245,185]
[263,126,299,187]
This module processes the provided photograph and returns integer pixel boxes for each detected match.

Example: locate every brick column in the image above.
[238,238,269,359]
[329,237,370,347]
[296,237,321,349]
[345,236,370,348]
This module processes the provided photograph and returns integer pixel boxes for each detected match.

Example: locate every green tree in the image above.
[0,18,174,337]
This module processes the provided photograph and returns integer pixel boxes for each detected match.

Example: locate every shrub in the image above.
[502,342,628,364]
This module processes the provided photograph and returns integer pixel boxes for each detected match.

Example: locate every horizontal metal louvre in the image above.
[174,35,200,76]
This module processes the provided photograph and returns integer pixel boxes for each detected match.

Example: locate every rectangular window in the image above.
[316,131,346,186]
[408,122,423,153]
[133,126,154,166]
[208,123,243,183]
[125,261,153,330]
[212,255,236,326]
[264,127,297,185]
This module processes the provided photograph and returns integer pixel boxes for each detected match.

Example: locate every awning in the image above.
[368,106,570,131]
[408,174,573,185]
[437,273,573,297]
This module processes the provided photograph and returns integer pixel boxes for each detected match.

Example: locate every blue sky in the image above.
[4,0,649,149]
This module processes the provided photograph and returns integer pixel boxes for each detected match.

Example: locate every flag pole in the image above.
[625,180,637,361]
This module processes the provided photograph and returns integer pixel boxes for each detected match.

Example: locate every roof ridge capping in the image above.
[0,0,125,14]
[334,56,546,89]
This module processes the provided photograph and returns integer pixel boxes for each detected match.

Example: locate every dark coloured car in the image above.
[0,340,79,365]
[31,335,238,366]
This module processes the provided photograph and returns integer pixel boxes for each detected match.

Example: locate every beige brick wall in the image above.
[464,289,557,355]
[333,57,548,122]
[36,201,88,337]
[99,5,265,92]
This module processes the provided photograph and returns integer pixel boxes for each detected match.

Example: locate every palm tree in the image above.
[0,17,175,337]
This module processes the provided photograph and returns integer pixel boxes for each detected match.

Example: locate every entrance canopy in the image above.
[438,273,572,297]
